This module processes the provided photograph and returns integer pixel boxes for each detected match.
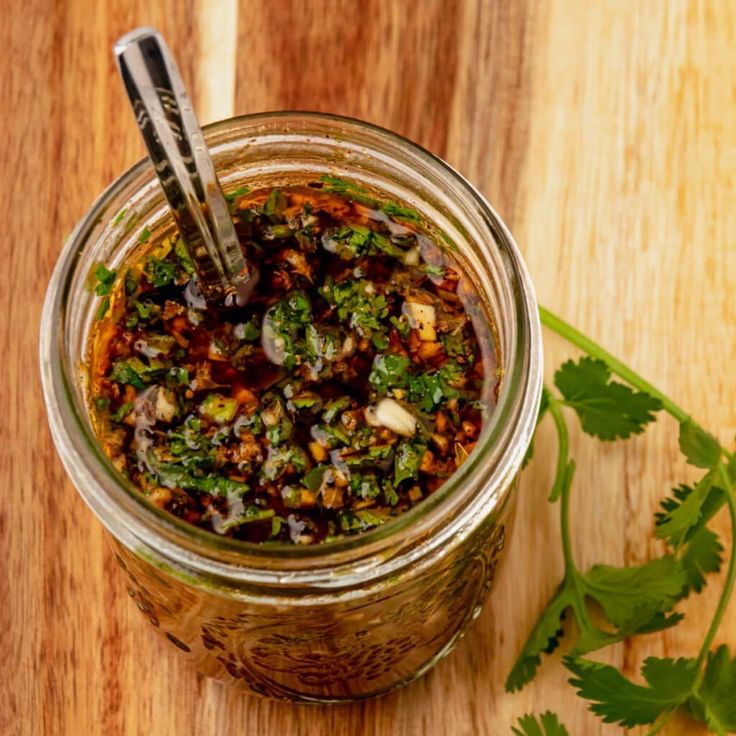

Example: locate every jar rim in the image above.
[40,111,542,586]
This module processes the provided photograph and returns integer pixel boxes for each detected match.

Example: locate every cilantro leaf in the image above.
[680,525,723,595]
[679,419,722,469]
[512,712,569,736]
[656,473,715,543]
[564,655,697,728]
[690,646,736,733]
[656,483,726,546]
[507,555,688,694]
[554,357,661,440]
[505,586,571,692]
[579,556,687,635]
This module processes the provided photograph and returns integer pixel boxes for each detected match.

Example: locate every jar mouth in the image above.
[40,111,542,585]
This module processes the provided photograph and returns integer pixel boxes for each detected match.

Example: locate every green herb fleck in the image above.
[200,394,238,424]
[394,439,426,485]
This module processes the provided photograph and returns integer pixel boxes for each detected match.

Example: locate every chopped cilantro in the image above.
[266,415,293,446]
[95,296,110,321]
[369,353,410,395]
[322,397,351,424]
[124,270,139,295]
[94,264,116,295]
[173,238,196,276]
[261,444,309,481]
[312,423,350,448]
[144,257,177,288]
[319,174,376,205]
[109,359,147,389]
[337,509,387,532]
[420,263,445,278]
[349,472,382,499]
[219,506,274,531]
[441,331,469,359]
[154,462,249,497]
[390,315,411,337]
[261,188,286,220]
[199,394,238,424]
[303,465,328,492]
[319,278,388,336]
[111,401,134,424]
[394,439,426,485]
[234,320,260,342]
[383,202,421,224]
[166,367,189,387]
[322,224,405,260]
[224,185,250,202]
[265,291,313,369]
[407,362,466,411]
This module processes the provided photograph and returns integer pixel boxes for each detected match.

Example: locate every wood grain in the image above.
[2,1,735,734]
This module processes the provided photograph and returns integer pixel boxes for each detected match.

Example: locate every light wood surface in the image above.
[3,1,735,734]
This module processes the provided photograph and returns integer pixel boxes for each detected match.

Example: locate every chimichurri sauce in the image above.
[89,180,496,544]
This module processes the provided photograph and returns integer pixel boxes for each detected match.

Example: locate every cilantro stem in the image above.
[646,708,677,736]
[557,416,575,573]
[539,307,690,424]
[548,393,595,636]
[646,466,736,736]
[693,465,736,674]
[548,397,570,503]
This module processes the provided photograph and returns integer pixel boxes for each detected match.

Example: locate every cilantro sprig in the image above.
[507,306,736,736]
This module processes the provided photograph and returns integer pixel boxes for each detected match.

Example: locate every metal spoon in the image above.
[114,27,256,306]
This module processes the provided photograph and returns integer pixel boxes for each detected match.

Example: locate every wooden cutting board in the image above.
[2,1,734,734]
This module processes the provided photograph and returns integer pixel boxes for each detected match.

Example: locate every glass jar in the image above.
[40,112,542,702]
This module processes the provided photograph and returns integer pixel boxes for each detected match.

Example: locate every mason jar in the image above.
[40,112,542,702]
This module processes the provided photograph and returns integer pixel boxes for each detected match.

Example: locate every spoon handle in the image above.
[114,27,254,305]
